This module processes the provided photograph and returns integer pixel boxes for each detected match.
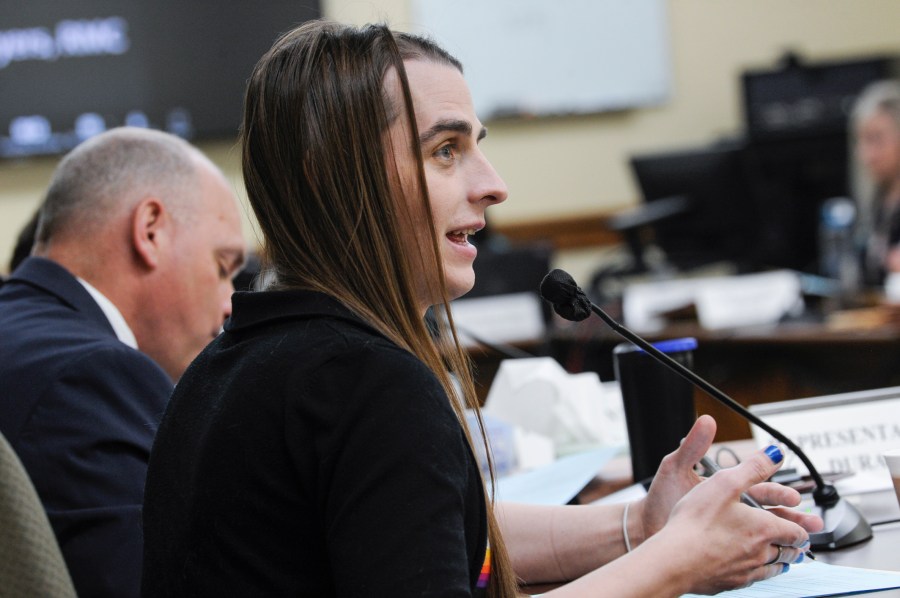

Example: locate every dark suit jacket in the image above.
[0,257,173,598]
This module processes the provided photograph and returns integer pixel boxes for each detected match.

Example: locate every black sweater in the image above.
[143,290,488,597]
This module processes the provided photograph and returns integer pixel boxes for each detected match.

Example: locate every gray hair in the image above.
[852,80,900,130]
[36,127,205,245]
[848,81,900,248]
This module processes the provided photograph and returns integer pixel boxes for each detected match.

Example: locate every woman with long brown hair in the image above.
[142,20,821,597]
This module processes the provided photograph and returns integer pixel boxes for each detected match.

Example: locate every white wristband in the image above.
[622,502,633,553]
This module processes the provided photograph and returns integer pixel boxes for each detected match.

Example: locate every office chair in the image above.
[605,194,695,275]
[0,431,77,597]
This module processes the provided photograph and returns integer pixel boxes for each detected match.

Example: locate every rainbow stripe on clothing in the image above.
[477,546,491,589]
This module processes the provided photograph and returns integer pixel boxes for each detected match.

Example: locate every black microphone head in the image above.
[539,269,592,322]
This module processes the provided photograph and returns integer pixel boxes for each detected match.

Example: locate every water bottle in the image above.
[614,337,697,483]
[819,197,860,298]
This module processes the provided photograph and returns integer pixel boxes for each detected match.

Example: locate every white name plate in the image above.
[749,386,900,491]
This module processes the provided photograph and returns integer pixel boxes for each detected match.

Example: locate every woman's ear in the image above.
[131,197,167,270]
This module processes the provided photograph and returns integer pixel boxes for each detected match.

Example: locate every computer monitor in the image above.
[744,133,848,273]
[629,140,761,271]
[1,1,321,158]
[742,54,895,140]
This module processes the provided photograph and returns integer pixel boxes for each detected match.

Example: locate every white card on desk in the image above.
[750,386,900,492]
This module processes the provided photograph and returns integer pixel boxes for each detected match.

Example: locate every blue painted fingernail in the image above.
[781,563,790,574]
[765,445,783,464]
[794,552,804,563]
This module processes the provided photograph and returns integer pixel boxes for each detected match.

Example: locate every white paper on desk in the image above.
[622,277,698,333]
[681,561,900,598]
[622,270,802,332]
[694,270,802,330]
[493,446,622,505]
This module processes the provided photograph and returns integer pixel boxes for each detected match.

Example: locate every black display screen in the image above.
[0,1,320,158]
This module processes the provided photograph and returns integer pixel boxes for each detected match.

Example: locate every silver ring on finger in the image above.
[765,545,784,566]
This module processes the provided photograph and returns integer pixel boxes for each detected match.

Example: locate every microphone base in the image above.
[806,497,873,550]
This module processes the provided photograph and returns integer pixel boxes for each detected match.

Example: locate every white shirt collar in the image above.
[76,277,139,350]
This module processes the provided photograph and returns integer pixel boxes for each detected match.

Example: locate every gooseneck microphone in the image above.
[539,269,872,550]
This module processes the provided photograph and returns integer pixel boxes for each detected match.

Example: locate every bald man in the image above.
[0,128,246,597]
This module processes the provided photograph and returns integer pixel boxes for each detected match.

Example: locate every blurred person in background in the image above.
[852,80,900,284]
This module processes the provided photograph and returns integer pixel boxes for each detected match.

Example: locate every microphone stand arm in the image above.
[589,304,839,506]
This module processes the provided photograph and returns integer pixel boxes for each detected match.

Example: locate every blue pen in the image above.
[700,455,815,562]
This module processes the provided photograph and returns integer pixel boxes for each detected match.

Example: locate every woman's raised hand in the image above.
[637,421,824,594]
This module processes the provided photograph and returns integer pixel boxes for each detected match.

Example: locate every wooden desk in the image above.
[820,520,900,570]
[548,317,900,440]
[817,484,900,581]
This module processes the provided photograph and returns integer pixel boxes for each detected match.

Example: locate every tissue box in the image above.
[483,357,627,456]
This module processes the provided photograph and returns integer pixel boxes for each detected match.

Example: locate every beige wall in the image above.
[4,0,900,277]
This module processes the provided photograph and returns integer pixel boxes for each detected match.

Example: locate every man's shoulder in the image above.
[0,290,166,384]
[0,284,171,442]
[0,282,119,360]
[1,259,98,329]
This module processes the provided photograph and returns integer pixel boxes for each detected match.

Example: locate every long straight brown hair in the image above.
[240,20,519,597]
